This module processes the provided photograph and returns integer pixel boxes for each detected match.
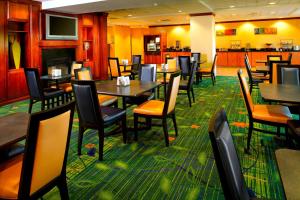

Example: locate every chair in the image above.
[0,101,75,199]
[269,61,291,83]
[74,67,118,107]
[178,56,191,79]
[266,55,282,71]
[191,52,201,70]
[165,56,174,64]
[124,64,157,107]
[72,80,127,160]
[244,54,269,94]
[287,120,300,145]
[24,68,64,113]
[108,57,131,80]
[208,109,256,200]
[179,62,196,107]
[237,69,292,153]
[129,55,141,80]
[277,64,300,85]
[133,72,181,146]
[196,53,217,85]
[287,53,293,64]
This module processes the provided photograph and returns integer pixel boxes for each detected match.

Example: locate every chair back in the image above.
[165,56,174,64]
[179,56,191,76]
[191,52,201,63]
[211,54,218,74]
[237,69,254,117]
[72,80,102,127]
[167,58,177,71]
[71,61,83,76]
[19,101,75,198]
[139,64,157,82]
[163,72,181,114]
[244,54,254,83]
[287,53,293,64]
[132,55,142,71]
[269,60,290,83]
[208,109,250,200]
[74,67,92,80]
[187,62,196,89]
[24,68,43,100]
[108,57,121,78]
[267,55,282,63]
[277,65,300,85]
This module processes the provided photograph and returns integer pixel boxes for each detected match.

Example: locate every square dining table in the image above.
[96,80,161,109]
[41,74,72,88]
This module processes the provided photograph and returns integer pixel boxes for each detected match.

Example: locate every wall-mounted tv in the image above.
[46,14,78,40]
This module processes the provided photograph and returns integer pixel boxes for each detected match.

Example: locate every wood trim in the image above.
[190,12,215,17]
[149,23,189,28]
[41,10,79,18]
[216,17,300,24]
[39,40,80,48]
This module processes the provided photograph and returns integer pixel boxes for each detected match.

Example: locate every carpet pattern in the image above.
[0,76,286,200]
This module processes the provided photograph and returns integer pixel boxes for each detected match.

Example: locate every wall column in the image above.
[190,14,216,66]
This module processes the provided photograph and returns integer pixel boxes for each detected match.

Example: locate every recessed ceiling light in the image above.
[271,11,276,14]
[229,5,235,8]
[154,3,158,6]
[268,2,276,5]
[231,14,236,16]
[128,14,132,17]
[178,10,182,13]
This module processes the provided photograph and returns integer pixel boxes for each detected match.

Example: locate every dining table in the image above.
[96,80,161,109]
[41,74,72,88]
[259,83,300,104]
[0,112,29,150]
[275,149,300,200]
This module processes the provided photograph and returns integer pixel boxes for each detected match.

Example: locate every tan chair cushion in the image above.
[199,67,210,73]
[133,100,164,116]
[253,105,292,124]
[59,83,72,92]
[0,154,23,199]
[78,70,92,80]
[98,95,118,106]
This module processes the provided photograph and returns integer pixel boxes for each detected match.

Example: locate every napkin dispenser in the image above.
[51,69,62,77]
[122,59,129,65]
[117,76,130,86]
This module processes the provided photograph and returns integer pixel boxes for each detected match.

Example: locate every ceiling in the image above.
[37,0,300,26]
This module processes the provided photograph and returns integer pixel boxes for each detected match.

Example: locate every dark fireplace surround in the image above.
[42,48,75,75]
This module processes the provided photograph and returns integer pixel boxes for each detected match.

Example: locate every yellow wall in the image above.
[108,26,131,61]
[131,28,149,62]
[149,25,190,48]
[216,19,300,49]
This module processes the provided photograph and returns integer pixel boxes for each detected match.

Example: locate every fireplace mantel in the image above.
[39,40,80,48]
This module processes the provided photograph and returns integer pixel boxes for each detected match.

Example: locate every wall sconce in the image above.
[83,41,90,61]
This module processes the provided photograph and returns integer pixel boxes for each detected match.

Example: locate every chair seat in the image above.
[198,67,211,73]
[43,88,64,98]
[58,83,72,93]
[101,106,126,124]
[121,72,131,77]
[98,95,118,107]
[133,100,164,116]
[0,154,23,199]
[253,105,292,124]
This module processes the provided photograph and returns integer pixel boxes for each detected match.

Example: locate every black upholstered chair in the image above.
[179,62,196,107]
[124,64,157,107]
[196,53,217,85]
[130,55,142,80]
[24,68,64,113]
[191,52,201,70]
[72,80,127,160]
[178,56,191,79]
[0,101,75,199]
[133,72,181,146]
[108,57,131,80]
[208,109,255,200]
[277,64,300,85]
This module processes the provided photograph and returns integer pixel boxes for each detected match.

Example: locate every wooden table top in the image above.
[96,80,161,97]
[255,65,269,72]
[275,149,300,200]
[157,64,180,74]
[259,83,300,104]
[41,74,72,80]
[0,112,29,149]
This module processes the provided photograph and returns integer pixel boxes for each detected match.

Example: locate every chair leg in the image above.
[196,72,200,84]
[41,100,46,111]
[77,125,84,156]
[246,121,253,154]
[98,129,105,161]
[191,88,195,103]
[162,117,169,147]
[146,117,152,129]
[211,74,214,86]
[171,113,178,137]
[57,174,69,200]
[122,115,127,144]
[134,114,138,141]
[250,84,253,94]
[187,91,192,107]
[277,126,280,137]
[157,86,160,99]
[28,99,33,113]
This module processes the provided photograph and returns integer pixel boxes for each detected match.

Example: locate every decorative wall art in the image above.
[254,27,277,35]
[216,29,236,36]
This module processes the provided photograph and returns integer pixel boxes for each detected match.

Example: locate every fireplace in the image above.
[42,48,75,75]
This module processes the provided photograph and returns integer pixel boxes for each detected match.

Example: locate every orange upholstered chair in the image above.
[74,67,118,107]
[108,57,131,80]
[238,69,292,153]
[0,101,75,199]
[133,72,181,146]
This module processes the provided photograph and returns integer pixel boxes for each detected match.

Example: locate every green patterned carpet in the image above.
[0,76,286,200]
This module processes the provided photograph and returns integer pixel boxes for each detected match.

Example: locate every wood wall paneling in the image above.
[8,2,29,21]
[216,52,228,66]
[0,1,7,101]
[97,13,108,80]
[7,69,27,99]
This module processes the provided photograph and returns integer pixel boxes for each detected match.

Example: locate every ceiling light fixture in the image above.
[268,2,276,5]
[178,10,182,13]
[128,14,132,17]
[229,5,235,8]
[154,3,158,6]
[231,14,236,16]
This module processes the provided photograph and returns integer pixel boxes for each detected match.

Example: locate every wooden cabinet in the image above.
[8,2,29,21]
[216,52,228,66]
[292,52,300,64]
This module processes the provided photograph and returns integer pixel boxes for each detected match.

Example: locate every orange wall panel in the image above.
[8,2,29,21]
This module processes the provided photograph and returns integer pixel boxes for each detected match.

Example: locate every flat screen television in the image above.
[46,14,78,40]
